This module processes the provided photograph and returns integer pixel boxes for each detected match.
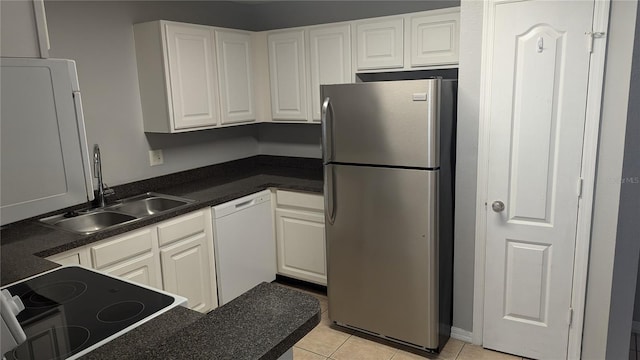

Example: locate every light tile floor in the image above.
[277,283,527,360]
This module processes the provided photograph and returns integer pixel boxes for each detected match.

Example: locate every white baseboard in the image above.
[451,326,473,343]
[633,321,640,334]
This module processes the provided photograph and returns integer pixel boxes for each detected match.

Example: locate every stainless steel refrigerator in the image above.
[322,79,456,352]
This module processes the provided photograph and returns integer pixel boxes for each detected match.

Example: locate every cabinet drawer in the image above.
[90,228,154,269]
[276,190,324,211]
[47,248,91,267]
[157,210,206,247]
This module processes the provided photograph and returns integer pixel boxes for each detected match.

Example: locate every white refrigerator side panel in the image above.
[0,58,93,225]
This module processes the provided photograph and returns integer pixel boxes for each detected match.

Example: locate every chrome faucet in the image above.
[93,144,113,207]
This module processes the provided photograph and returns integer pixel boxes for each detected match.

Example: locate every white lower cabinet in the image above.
[274,190,326,285]
[46,208,217,313]
[160,232,215,313]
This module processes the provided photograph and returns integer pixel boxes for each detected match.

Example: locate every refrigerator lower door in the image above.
[325,164,439,349]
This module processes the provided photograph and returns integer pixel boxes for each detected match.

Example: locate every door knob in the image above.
[492,200,505,212]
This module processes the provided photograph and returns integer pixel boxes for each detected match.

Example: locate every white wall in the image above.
[45,1,260,187]
[247,1,457,31]
[451,0,483,334]
[581,1,638,359]
[257,124,322,158]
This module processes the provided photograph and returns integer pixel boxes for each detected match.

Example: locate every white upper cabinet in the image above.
[309,24,352,121]
[353,8,460,72]
[355,18,404,70]
[134,21,220,133]
[409,10,460,67]
[164,23,220,130]
[268,30,309,121]
[133,8,459,128]
[215,29,256,125]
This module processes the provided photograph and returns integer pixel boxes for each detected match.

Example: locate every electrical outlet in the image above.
[149,149,163,166]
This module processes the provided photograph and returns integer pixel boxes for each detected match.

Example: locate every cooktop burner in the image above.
[97,301,145,323]
[23,281,87,308]
[2,266,183,360]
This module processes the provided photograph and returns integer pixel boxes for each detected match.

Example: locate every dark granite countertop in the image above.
[1,155,323,286]
[0,155,323,360]
[80,282,321,360]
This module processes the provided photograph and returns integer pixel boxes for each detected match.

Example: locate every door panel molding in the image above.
[472,1,610,359]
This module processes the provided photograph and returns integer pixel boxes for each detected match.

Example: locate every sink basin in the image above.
[40,193,194,234]
[43,211,137,235]
[111,196,192,217]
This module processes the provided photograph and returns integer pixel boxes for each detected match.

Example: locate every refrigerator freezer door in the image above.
[326,164,439,349]
[321,79,439,168]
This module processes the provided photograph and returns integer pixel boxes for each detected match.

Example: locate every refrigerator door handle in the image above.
[321,97,334,163]
[324,165,336,225]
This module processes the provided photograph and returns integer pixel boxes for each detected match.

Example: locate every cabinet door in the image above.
[160,233,215,313]
[275,208,326,285]
[164,23,220,130]
[309,24,352,121]
[267,30,309,121]
[101,253,161,289]
[409,11,459,67]
[356,18,404,70]
[216,30,255,125]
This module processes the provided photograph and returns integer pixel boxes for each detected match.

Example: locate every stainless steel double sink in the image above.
[40,193,195,235]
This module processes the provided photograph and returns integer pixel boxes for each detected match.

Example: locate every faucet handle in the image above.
[103,185,115,197]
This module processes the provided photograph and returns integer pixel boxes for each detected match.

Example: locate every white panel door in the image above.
[164,23,220,130]
[160,233,214,313]
[483,1,594,359]
[409,11,460,67]
[309,24,351,121]
[268,30,308,121]
[356,18,404,70]
[275,208,326,285]
[216,29,255,125]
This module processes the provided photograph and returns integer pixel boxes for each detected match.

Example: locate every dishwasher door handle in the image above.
[235,199,256,209]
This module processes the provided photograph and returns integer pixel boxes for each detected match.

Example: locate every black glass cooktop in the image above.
[2,266,177,360]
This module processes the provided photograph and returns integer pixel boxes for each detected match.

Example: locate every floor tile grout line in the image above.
[293,345,335,359]
[454,343,469,360]
[451,341,466,360]
[327,333,352,358]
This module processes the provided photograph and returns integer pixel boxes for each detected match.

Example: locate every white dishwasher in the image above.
[212,190,276,305]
